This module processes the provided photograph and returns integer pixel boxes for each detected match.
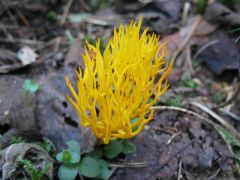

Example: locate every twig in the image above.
[182,2,191,24]
[177,157,182,180]
[0,23,18,29]
[0,38,43,45]
[0,23,14,41]
[4,4,18,26]
[150,106,216,127]
[16,9,29,26]
[60,0,74,26]
[220,108,240,122]
[173,15,202,60]
[109,162,148,168]
[192,39,219,61]
[214,82,240,109]
[184,44,193,74]
[208,168,220,179]
[167,132,181,145]
[84,17,113,26]
[78,0,91,11]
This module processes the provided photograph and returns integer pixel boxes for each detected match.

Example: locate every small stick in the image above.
[215,82,240,109]
[109,162,148,168]
[0,38,43,45]
[173,15,202,60]
[167,132,181,145]
[16,9,29,26]
[177,157,182,180]
[60,0,74,26]
[150,106,215,127]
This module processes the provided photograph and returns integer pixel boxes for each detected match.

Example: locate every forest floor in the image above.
[0,0,240,179]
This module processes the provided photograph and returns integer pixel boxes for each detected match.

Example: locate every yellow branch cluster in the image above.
[65,19,173,144]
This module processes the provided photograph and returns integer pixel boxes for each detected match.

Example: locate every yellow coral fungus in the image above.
[65,19,173,144]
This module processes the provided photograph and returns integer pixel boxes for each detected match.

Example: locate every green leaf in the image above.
[213,91,226,104]
[62,150,72,162]
[164,95,182,107]
[58,164,78,180]
[67,140,81,154]
[121,140,136,154]
[56,150,80,164]
[22,79,40,93]
[183,79,198,89]
[96,159,112,180]
[11,136,26,144]
[40,139,53,153]
[131,118,139,133]
[68,13,91,23]
[79,157,101,178]
[70,152,81,163]
[104,140,123,159]
[196,0,208,14]
[88,146,103,159]
[47,11,57,22]
[65,30,75,45]
[147,97,154,104]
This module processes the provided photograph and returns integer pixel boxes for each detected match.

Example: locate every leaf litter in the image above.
[0,0,240,179]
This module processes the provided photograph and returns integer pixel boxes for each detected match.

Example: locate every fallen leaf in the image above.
[17,46,38,65]
[64,40,85,68]
[198,31,239,74]
[205,2,240,26]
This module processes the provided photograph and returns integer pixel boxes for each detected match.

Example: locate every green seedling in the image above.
[40,139,54,154]
[164,95,183,107]
[65,30,75,45]
[213,91,226,104]
[103,140,123,159]
[56,139,136,180]
[84,35,107,54]
[89,0,110,10]
[11,136,26,144]
[47,11,57,22]
[23,79,40,93]
[193,58,203,69]
[196,0,208,14]
[183,78,198,89]
[22,79,41,107]
[103,139,136,158]
[56,140,112,180]
[19,158,50,180]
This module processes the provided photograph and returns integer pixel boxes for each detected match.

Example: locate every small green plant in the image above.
[183,78,198,89]
[162,95,183,107]
[193,58,203,69]
[56,139,136,180]
[89,0,110,10]
[47,10,57,22]
[40,139,54,154]
[196,0,208,14]
[22,79,41,106]
[213,91,226,104]
[22,79,40,93]
[19,158,50,180]
[65,30,75,45]
[83,35,107,54]
[11,136,26,144]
